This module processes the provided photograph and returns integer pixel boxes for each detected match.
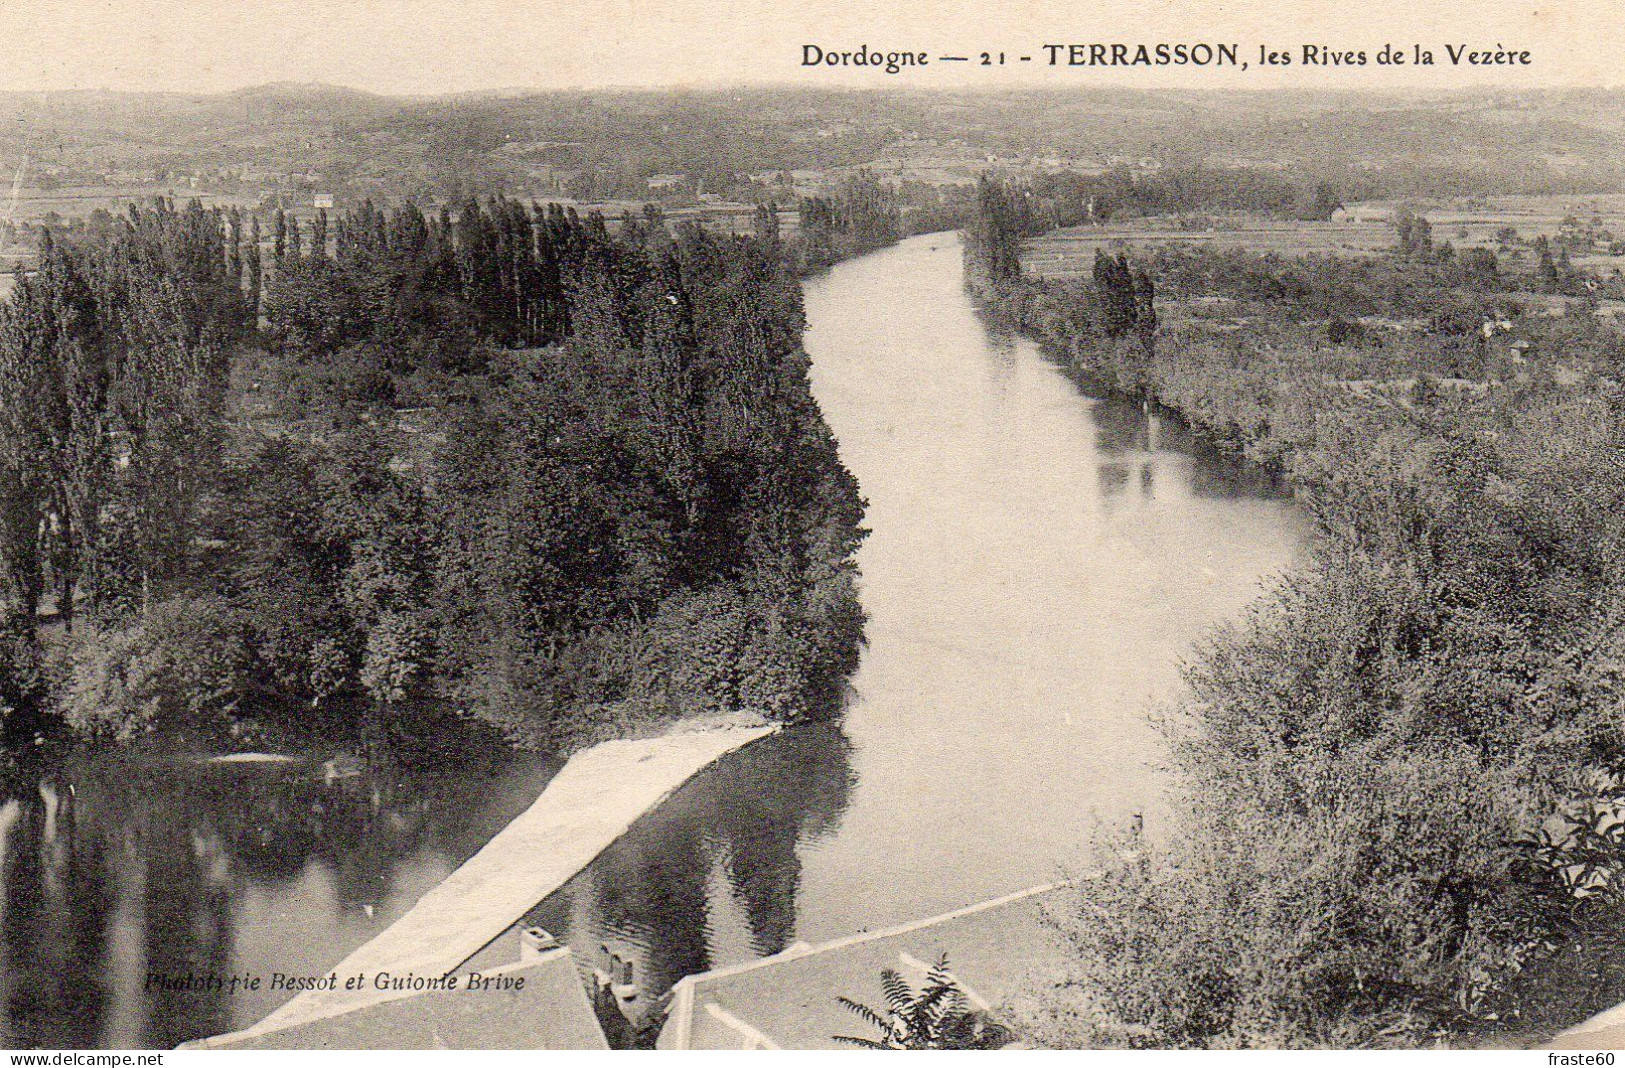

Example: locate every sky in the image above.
[0,0,1619,95]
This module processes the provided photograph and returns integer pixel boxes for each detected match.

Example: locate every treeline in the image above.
[965,169,1346,285]
[0,194,868,754]
[264,197,615,366]
[965,178,1029,284]
[796,171,902,270]
[0,201,244,752]
[967,182,1625,1044]
[966,169,1362,285]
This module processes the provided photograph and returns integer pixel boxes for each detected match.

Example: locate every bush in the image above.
[981,236,1625,1045]
[1019,560,1564,1046]
[1327,315,1364,346]
[0,615,48,746]
[61,595,248,740]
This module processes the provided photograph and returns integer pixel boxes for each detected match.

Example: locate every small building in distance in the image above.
[313,193,335,210]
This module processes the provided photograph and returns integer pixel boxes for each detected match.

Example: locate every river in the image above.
[0,233,1311,1049]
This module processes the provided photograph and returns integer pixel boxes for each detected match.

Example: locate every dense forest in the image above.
[0,191,876,758]
[967,180,1625,1045]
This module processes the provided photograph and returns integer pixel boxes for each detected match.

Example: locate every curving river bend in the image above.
[0,233,1311,1048]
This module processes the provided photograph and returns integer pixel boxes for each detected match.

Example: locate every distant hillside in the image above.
[0,84,1620,205]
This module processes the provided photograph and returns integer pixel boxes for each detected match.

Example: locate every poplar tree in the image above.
[228,207,243,288]
[246,217,263,322]
[1132,267,1157,355]
[1093,250,1137,339]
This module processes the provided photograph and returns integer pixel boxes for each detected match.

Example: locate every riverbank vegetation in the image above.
[969,177,1625,1045]
[0,192,874,759]
[797,171,907,270]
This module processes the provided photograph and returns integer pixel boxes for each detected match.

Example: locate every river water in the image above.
[0,233,1311,1049]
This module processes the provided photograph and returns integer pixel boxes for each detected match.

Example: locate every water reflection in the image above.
[1087,390,1291,506]
[467,725,855,1037]
[5,234,1310,1051]
[791,233,1310,942]
[0,736,560,1049]
[468,236,1311,1046]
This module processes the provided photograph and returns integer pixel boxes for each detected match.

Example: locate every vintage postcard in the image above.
[0,0,1622,1055]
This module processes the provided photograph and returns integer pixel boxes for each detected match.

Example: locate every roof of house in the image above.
[656,883,1074,1050]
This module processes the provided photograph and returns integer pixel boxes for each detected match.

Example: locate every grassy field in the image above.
[1374,193,1625,270]
[0,184,261,297]
[6,184,259,225]
[1023,217,1397,277]
[1024,194,1625,279]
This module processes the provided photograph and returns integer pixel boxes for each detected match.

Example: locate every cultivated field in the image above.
[6,184,260,225]
[1024,217,1395,277]
[1024,194,1625,279]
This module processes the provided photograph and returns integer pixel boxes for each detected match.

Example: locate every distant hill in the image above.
[0,84,1619,205]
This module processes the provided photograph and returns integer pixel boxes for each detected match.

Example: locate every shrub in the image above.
[836,953,1011,1050]
[0,614,48,746]
[983,239,1625,1045]
[61,596,248,740]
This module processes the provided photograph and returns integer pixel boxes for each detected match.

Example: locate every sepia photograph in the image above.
[1,0,1624,1055]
